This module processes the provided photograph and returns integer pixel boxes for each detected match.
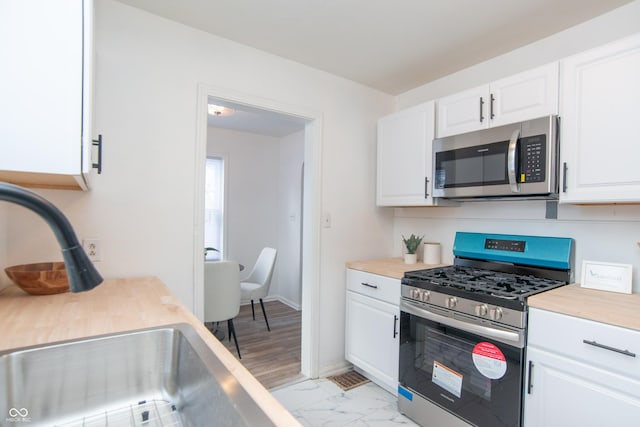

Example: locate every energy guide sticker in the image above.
[472,341,507,379]
[432,361,463,398]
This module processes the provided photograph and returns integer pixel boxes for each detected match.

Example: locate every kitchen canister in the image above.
[423,242,441,265]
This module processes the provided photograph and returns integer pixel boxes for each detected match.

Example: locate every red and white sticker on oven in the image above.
[472,342,507,379]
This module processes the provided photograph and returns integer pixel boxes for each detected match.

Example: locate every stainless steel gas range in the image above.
[398,232,573,427]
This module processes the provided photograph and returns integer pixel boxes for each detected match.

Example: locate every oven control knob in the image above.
[446,297,458,308]
[475,304,488,316]
[421,291,431,302]
[489,307,503,320]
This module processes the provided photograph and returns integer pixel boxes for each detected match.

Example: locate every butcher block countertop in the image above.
[346,257,447,279]
[528,284,640,332]
[0,277,300,427]
[347,259,640,332]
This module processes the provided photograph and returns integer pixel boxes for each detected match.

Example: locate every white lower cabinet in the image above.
[345,269,400,395]
[524,308,640,427]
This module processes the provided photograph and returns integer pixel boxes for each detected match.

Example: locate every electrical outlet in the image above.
[83,239,101,262]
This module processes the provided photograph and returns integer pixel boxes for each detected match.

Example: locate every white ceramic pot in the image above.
[423,242,441,265]
[404,253,417,264]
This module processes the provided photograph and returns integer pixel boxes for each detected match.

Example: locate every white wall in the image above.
[207,127,279,283]
[206,126,305,309]
[277,130,305,308]
[4,0,395,375]
[398,0,640,108]
[393,203,640,291]
[394,1,640,292]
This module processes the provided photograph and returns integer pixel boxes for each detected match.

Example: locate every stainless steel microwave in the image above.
[432,115,559,200]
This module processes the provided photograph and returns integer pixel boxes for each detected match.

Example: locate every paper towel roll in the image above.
[423,242,441,265]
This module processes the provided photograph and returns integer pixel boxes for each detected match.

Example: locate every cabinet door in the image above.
[560,34,640,203]
[436,85,489,138]
[377,101,438,206]
[345,290,399,394]
[524,346,640,427]
[490,62,558,128]
[0,0,92,190]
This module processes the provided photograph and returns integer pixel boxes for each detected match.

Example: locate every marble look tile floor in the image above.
[272,378,419,426]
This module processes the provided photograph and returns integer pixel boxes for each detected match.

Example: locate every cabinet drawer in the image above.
[528,308,640,380]
[346,269,400,305]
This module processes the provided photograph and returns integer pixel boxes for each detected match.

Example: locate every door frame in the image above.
[193,83,323,378]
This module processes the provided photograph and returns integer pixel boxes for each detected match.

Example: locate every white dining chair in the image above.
[204,260,242,358]
[240,247,277,332]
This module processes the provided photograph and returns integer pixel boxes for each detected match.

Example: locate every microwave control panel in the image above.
[519,135,546,183]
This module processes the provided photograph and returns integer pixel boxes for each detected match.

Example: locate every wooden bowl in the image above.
[4,262,69,295]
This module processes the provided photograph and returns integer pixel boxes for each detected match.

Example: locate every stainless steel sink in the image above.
[0,323,276,426]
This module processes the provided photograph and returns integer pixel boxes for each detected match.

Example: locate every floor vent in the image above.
[328,371,370,391]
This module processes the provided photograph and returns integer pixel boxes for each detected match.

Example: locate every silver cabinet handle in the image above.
[92,134,103,174]
[508,129,520,193]
[527,360,534,394]
[393,315,398,338]
[562,162,568,193]
[424,177,429,198]
[490,93,495,119]
[479,97,485,123]
[361,282,378,289]
[583,340,636,358]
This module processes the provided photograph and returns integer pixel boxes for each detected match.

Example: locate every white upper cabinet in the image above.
[436,62,559,138]
[377,100,443,206]
[0,0,95,190]
[559,33,640,204]
[435,85,489,137]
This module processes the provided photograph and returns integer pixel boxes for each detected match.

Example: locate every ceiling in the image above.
[117,0,633,95]
[206,98,308,137]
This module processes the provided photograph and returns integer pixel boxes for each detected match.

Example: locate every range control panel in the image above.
[484,239,526,253]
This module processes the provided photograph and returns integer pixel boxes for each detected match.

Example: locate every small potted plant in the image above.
[402,234,423,264]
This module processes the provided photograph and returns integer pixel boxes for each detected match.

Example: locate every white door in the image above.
[436,85,489,138]
[490,62,558,128]
[560,34,640,203]
[524,346,640,427]
[377,101,437,206]
[0,0,91,179]
[345,291,399,394]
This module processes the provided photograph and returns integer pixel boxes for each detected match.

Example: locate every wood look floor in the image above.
[217,300,304,390]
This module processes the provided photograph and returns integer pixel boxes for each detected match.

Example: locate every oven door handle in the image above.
[401,300,524,348]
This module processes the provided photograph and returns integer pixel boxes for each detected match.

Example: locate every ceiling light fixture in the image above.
[207,104,235,117]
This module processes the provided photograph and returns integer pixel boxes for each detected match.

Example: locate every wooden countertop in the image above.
[528,284,640,331]
[347,259,640,332]
[346,257,447,279]
[0,277,300,427]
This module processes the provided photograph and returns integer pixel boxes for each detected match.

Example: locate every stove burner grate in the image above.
[405,265,566,299]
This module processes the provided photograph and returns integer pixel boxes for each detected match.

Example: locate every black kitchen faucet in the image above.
[0,182,103,292]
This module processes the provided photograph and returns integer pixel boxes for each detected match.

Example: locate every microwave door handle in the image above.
[508,129,520,193]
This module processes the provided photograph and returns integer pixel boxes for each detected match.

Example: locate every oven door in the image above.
[399,299,525,427]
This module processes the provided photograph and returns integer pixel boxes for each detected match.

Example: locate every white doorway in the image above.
[193,83,323,379]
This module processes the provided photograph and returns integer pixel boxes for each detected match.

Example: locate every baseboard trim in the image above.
[318,361,352,379]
